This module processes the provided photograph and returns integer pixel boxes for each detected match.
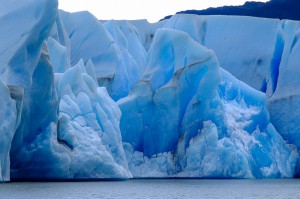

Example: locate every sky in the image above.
[58,0,269,23]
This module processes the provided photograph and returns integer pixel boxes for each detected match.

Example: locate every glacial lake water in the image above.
[0,179,300,199]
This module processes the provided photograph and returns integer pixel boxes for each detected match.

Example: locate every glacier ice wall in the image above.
[59,11,127,100]
[0,0,58,181]
[0,81,22,181]
[159,15,300,176]
[159,14,283,95]
[131,14,300,177]
[129,20,166,51]
[47,12,71,73]
[178,68,296,178]
[268,20,300,143]
[0,0,57,87]
[1,1,300,181]
[53,59,131,178]
[59,11,147,100]
[103,20,147,90]
[11,44,131,179]
[118,28,221,156]
[267,20,300,175]
[0,1,131,181]
[119,29,297,178]
[11,44,62,179]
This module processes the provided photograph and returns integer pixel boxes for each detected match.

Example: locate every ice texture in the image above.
[160,15,300,176]
[103,20,147,89]
[53,60,131,179]
[119,29,297,178]
[11,46,131,179]
[0,81,23,181]
[1,0,300,181]
[47,13,71,73]
[130,14,300,177]
[0,0,131,181]
[59,11,126,100]
[160,14,283,96]
[118,28,221,156]
[267,20,300,174]
[59,11,147,100]
[129,20,167,51]
[0,0,58,181]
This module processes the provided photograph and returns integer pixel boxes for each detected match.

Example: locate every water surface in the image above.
[0,179,299,199]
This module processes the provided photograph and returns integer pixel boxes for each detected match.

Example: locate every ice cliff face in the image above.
[59,11,147,100]
[0,0,131,181]
[0,82,22,181]
[119,29,297,178]
[0,1,300,181]
[138,14,300,176]
[0,0,58,181]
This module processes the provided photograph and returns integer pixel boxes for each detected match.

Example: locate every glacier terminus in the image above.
[0,0,300,181]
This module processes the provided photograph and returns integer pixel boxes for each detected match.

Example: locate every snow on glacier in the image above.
[119,28,297,178]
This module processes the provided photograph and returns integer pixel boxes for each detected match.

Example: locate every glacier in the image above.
[150,14,283,95]
[59,11,147,100]
[0,0,131,181]
[119,28,297,178]
[0,0,300,181]
[267,20,300,175]
[0,81,22,181]
[0,0,59,181]
[139,14,300,176]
